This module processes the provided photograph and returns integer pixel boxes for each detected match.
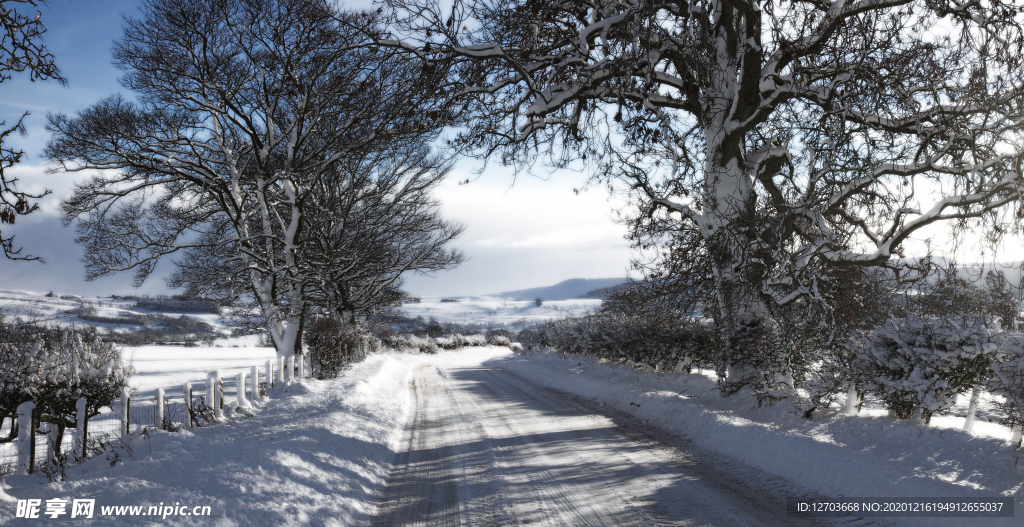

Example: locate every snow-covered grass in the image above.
[489,349,1024,527]
[400,296,600,324]
[0,351,424,525]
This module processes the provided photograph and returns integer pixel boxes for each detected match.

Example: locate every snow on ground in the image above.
[0,351,428,526]
[489,349,1024,527]
[399,296,600,325]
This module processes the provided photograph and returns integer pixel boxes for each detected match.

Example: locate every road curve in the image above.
[372,358,863,527]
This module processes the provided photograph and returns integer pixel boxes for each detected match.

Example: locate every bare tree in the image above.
[170,140,465,324]
[45,0,457,357]
[303,143,465,322]
[384,0,1024,392]
[0,0,64,260]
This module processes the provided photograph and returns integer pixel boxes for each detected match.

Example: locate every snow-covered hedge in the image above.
[988,334,1024,433]
[383,334,438,354]
[489,335,512,348]
[433,333,488,350]
[0,319,131,451]
[855,315,1003,421]
[516,312,719,372]
[304,318,374,379]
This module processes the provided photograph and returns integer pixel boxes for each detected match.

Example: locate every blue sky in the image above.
[0,0,634,298]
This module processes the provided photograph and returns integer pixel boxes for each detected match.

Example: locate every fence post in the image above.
[75,397,87,461]
[236,372,248,408]
[17,401,35,475]
[297,354,305,379]
[205,374,215,418]
[45,422,59,466]
[287,355,296,382]
[155,388,165,429]
[266,360,273,388]
[963,385,982,432]
[251,366,260,400]
[278,356,286,384]
[120,390,130,436]
[214,371,224,419]
[183,382,193,428]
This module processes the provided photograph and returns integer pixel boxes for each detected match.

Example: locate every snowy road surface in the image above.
[373,360,830,526]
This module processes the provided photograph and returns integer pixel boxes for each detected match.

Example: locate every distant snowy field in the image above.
[399,296,601,324]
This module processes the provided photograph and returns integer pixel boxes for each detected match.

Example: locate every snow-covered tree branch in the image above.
[45,0,461,357]
[0,0,64,260]
[384,0,1024,392]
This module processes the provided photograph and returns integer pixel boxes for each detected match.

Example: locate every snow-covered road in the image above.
[372,359,828,526]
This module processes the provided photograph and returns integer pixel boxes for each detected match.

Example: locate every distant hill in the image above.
[494,278,628,301]
[581,282,631,299]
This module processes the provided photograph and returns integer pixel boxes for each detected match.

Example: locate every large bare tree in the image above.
[383,0,1024,392]
[45,0,458,356]
[0,0,64,260]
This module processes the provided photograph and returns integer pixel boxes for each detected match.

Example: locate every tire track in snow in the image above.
[374,360,875,526]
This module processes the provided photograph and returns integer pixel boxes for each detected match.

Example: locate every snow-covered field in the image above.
[126,337,278,394]
[399,296,600,324]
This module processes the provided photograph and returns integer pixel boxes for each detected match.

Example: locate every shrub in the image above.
[856,314,1003,421]
[304,318,371,379]
[489,335,512,348]
[384,334,438,354]
[0,318,132,453]
[517,311,719,371]
[988,334,1024,434]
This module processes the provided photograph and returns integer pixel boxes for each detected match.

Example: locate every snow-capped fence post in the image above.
[251,366,259,400]
[75,398,87,461]
[266,360,273,388]
[45,422,59,466]
[278,356,286,384]
[963,385,982,432]
[236,372,249,408]
[17,401,35,474]
[842,386,860,416]
[287,355,296,382]
[155,388,165,429]
[120,390,130,436]
[214,371,224,418]
[205,374,215,415]
[183,382,193,428]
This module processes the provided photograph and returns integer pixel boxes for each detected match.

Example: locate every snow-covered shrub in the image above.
[489,335,512,348]
[434,333,488,350]
[987,333,1024,434]
[0,318,131,452]
[384,334,437,354]
[304,318,372,379]
[856,314,1003,421]
[518,311,719,371]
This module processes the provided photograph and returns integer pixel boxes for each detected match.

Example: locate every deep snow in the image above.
[490,349,1024,526]
[1,351,422,525]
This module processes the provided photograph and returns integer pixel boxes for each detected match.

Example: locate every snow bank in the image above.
[489,350,1024,527]
[1,353,417,526]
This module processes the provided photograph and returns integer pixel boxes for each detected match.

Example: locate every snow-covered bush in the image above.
[489,335,512,348]
[433,333,488,350]
[304,318,372,379]
[0,318,131,452]
[518,311,719,372]
[987,334,1024,435]
[856,315,1003,421]
[383,334,437,354]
